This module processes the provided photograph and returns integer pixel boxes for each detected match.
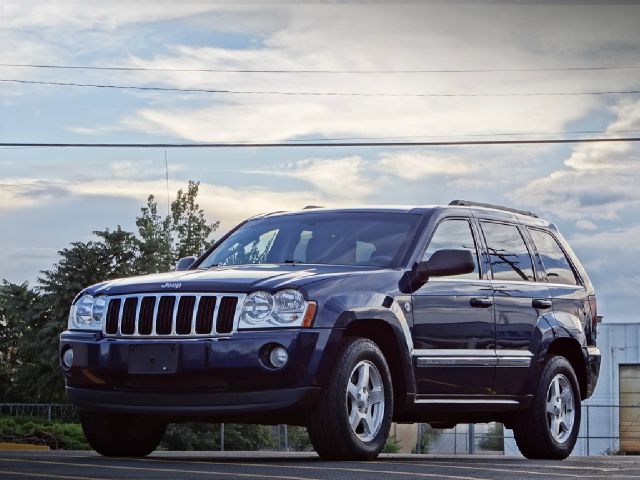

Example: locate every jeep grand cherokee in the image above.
[60,200,600,460]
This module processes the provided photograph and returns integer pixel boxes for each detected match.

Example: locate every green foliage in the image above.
[160,423,275,451]
[0,416,89,450]
[0,181,219,402]
[161,423,219,451]
[136,194,173,273]
[170,181,220,262]
[222,424,275,451]
[478,423,504,451]
[0,281,50,401]
[287,426,313,451]
[415,425,442,454]
[382,435,401,453]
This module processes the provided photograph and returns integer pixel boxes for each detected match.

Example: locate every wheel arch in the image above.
[339,312,415,416]
[545,337,588,400]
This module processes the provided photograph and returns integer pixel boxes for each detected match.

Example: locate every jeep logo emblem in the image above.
[161,282,182,289]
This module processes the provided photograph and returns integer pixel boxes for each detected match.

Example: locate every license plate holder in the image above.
[128,343,178,374]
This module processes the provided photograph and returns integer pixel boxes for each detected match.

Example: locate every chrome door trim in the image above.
[497,356,532,367]
[414,349,532,367]
[417,357,497,367]
[414,398,520,405]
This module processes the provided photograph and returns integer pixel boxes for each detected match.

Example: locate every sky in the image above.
[1,1,639,322]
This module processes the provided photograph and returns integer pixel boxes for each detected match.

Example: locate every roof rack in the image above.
[303,205,324,209]
[449,200,539,218]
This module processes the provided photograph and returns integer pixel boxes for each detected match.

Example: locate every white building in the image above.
[506,322,640,456]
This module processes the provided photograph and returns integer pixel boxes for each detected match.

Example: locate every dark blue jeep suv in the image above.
[60,201,600,460]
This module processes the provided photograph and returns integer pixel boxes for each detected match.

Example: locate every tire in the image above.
[512,355,581,459]
[81,412,166,457]
[307,337,393,460]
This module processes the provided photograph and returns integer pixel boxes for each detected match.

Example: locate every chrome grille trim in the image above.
[103,293,246,338]
[190,296,201,336]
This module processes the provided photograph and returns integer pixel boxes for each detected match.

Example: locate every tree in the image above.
[0,281,41,401]
[135,195,173,273]
[136,181,219,272]
[170,181,220,261]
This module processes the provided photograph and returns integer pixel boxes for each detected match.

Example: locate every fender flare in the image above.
[325,306,416,401]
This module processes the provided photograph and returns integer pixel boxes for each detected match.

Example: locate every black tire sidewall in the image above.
[81,412,166,457]
[539,357,582,456]
[334,338,394,456]
[516,355,582,459]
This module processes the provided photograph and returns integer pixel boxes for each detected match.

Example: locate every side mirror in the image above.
[416,249,475,281]
[175,256,197,271]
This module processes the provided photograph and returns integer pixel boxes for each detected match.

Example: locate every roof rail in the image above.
[303,205,324,209]
[448,200,539,218]
[247,210,286,220]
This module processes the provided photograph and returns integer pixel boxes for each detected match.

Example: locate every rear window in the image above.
[528,228,579,286]
[480,221,535,282]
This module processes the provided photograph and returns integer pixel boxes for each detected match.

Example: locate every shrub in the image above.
[0,416,89,450]
[160,423,275,451]
[478,423,504,451]
[382,435,401,453]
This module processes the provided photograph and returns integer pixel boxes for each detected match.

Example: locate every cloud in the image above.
[109,160,185,178]
[70,4,639,143]
[0,179,72,209]
[248,156,373,200]
[3,1,220,30]
[375,151,477,180]
[575,219,597,231]
[513,99,640,221]
[568,225,640,321]
[0,176,340,231]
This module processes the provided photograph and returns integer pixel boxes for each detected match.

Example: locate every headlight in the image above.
[239,289,309,329]
[68,294,105,331]
[241,291,274,325]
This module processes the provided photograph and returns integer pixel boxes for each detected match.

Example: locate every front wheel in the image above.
[307,337,393,460]
[81,412,166,457]
[513,355,581,459]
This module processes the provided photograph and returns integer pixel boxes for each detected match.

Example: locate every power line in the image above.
[2,62,640,74]
[1,138,639,148]
[2,78,640,98]
[2,130,638,150]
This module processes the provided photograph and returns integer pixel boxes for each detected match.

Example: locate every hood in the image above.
[89,264,389,296]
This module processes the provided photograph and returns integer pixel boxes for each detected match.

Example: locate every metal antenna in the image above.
[164,150,170,216]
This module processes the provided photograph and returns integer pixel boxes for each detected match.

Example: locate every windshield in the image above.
[198,212,422,268]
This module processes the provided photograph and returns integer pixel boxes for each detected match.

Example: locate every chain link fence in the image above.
[1,403,638,454]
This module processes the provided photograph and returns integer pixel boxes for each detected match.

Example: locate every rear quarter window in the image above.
[528,228,580,286]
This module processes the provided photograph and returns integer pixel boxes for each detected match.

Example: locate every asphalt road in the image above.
[1,451,640,480]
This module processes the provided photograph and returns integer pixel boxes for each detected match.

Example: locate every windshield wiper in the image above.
[282,260,301,264]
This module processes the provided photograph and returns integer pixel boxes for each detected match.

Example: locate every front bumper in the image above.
[67,386,320,418]
[60,328,338,419]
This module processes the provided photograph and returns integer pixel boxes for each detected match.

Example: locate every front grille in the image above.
[103,293,245,337]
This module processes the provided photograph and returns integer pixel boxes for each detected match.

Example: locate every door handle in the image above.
[532,298,553,309]
[470,297,493,308]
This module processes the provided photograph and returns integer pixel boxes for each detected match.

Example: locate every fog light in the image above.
[62,348,74,369]
[269,346,288,369]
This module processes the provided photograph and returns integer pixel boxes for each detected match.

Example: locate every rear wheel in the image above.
[307,337,393,460]
[513,356,581,459]
[81,412,166,457]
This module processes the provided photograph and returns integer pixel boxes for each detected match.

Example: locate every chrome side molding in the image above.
[414,349,532,368]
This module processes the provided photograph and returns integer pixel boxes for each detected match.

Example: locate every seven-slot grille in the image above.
[104,293,244,337]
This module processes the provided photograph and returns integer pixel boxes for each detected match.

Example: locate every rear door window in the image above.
[480,221,534,282]
[529,228,579,286]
